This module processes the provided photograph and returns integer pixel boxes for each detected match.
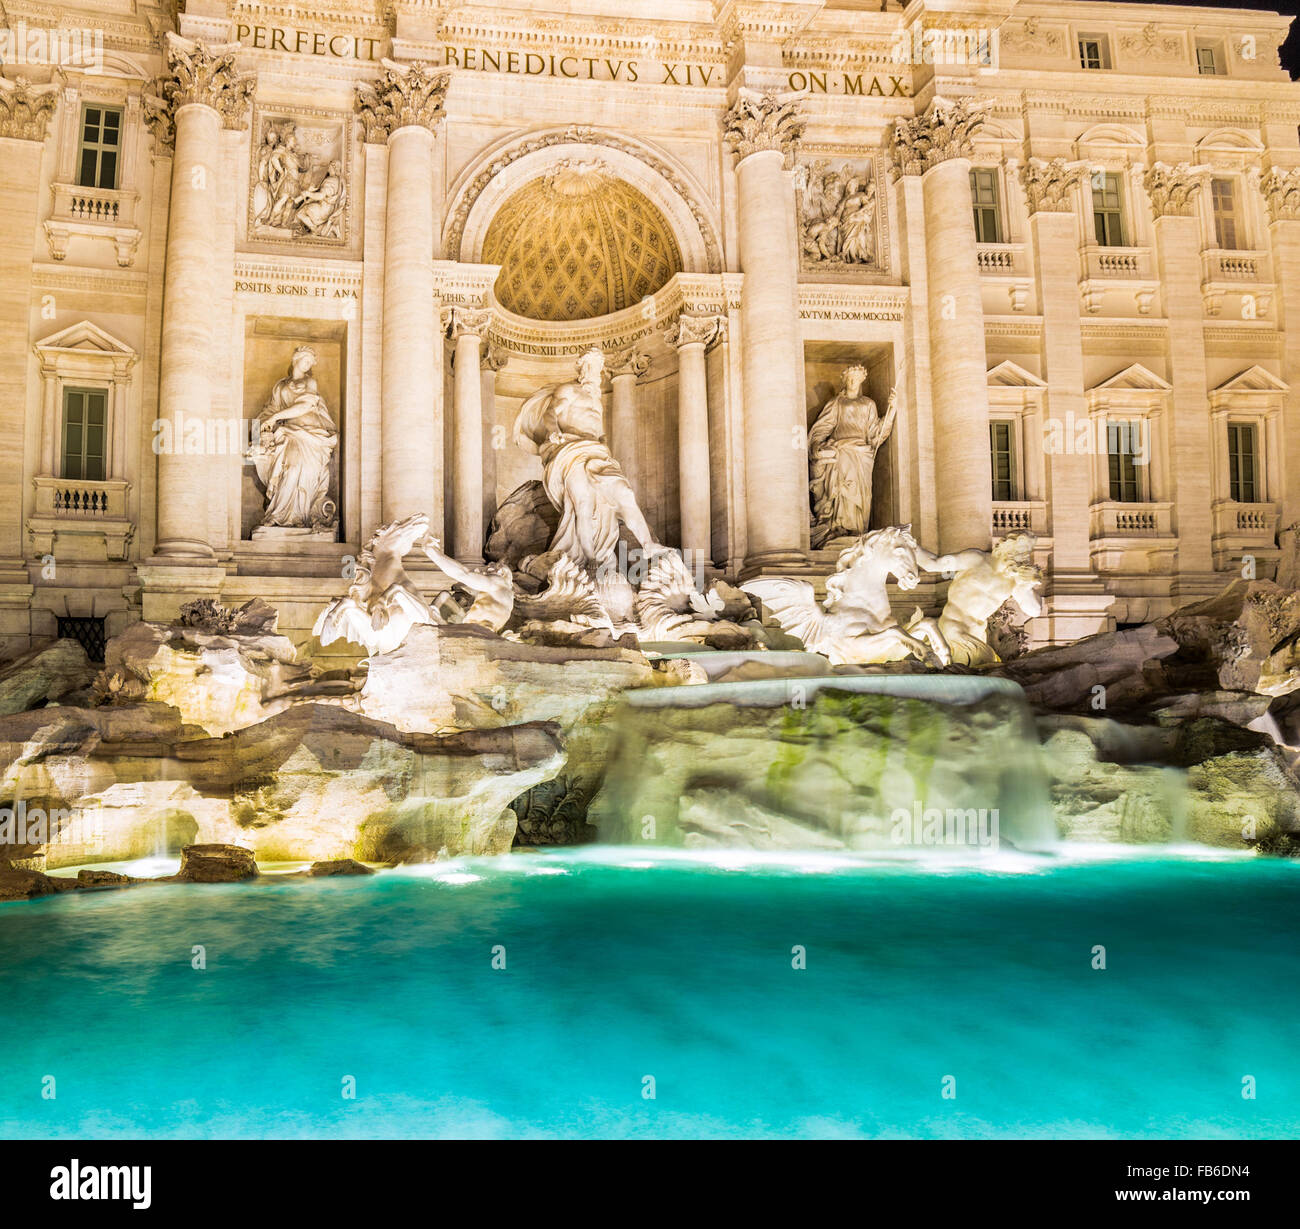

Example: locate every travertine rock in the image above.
[358,623,661,734]
[96,619,319,736]
[0,702,564,867]
[0,640,96,715]
[588,688,1049,850]
[174,843,258,882]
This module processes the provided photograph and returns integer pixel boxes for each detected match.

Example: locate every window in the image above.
[1196,40,1225,76]
[990,422,1016,501]
[76,105,122,190]
[1227,422,1258,502]
[970,169,1003,244]
[61,387,107,481]
[1092,173,1127,247]
[57,616,107,663]
[1107,421,1142,502]
[1079,35,1111,71]
[1210,178,1240,250]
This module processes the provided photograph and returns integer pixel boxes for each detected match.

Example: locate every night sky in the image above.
[1138,0,1300,77]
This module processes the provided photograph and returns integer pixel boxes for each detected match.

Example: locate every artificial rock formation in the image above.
[0,700,563,868]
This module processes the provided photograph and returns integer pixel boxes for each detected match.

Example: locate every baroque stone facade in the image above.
[2,0,1299,659]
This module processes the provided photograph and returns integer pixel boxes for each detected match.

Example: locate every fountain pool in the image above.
[1,848,1297,1139]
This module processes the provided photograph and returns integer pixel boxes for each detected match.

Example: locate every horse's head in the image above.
[374,512,430,558]
[827,524,922,605]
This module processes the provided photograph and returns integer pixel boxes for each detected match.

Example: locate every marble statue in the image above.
[809,369,897,549]
[313,515,435,655]
[800,162,877,266]
[513,345,661,572]
[909,532,1044,666]
[743,526,950,666]
[248,345,338,538]
[292,159,346,239]
[420,537,515,634]
[314,516,517,655]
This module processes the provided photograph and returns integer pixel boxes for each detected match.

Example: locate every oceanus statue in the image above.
[742,525,949,666]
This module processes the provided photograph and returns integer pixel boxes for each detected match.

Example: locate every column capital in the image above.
[888,98,989,179]
[1021,157,1084,215]
[666,313,727,351]
[0,75,58,141]
[607,347,651,380]
[723,89,804,164]
[1261,166,1300,223]
[442,304,491,339]
[154,33,255,133]
[356,60,450,144]
[1143,162,1205,219]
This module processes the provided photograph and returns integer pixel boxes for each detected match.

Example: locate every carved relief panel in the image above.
[796,156,887,275]
[247,108,352,246]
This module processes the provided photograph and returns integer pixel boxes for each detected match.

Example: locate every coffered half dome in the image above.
[482,159,683,323]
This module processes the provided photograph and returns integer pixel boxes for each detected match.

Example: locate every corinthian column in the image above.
[444,305,490,563]
[890,99,992,553]
[0,78,57,585]
[152,35,252,558]
[667,314,725,565]
[1261,167,1300,534]
[1145,163,1214,580]
[607,347,650,499]
[724,90,806,571]
[357,64,449,528]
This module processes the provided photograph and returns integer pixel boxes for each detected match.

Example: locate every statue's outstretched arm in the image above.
[420,537,483,591]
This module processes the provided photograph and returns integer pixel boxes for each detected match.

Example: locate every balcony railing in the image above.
[1201,248,1269,284]
[992,500,1048,536]
[1082,245,1152,280]
[975,243,1027,274]
[34,477,129,520]
[1090,501,1174,539]
[44,183,142,266]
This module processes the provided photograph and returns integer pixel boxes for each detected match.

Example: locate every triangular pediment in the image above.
[987,360,1047,389]
[1214,365,1288,394]
[34,320,135,357]
[1091,364,1171,393]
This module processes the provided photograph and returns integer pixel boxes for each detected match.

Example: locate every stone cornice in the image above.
[0,74,58,141]
[355,59,449,142]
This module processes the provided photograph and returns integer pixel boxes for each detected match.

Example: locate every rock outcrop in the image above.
[358,623,662,735]
[173,843,259,883]
[0,640,97,715]
[0,702,564,867]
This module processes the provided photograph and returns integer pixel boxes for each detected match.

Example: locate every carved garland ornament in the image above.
[355,60,450,143]
[889,99,989,178]
[445,126,722,273]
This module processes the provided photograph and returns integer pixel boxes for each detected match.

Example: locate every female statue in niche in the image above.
[808,365,897,550]
[249,345,338,535]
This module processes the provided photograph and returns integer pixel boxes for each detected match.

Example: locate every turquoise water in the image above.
[1,848,1297,1139]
